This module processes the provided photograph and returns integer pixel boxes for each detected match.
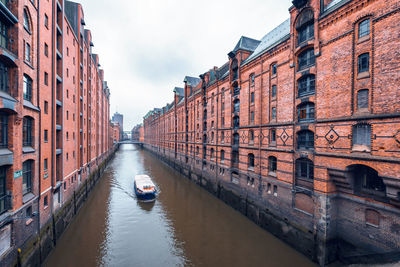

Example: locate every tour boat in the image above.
[134,174,157,201]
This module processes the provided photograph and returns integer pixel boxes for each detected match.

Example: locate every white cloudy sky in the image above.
[79,0,291,131]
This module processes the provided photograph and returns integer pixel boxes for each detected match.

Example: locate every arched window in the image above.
[220,150,225,163]
[233,133,239,145]
[298,102,315,122]
[248,153,255,169]
[249,130,254,144]
[250,73,255,86]
[297,130,314,150]
[352,124,371,149]
[295,158,314,180]
[268,156,277,174]
[23,116,33,147]
[298,48,315,71]
[211,131,214,142]
[22,160,33,194]
[349,165,386,194]
[298,74,315,97]
[358,19,370,38]
[296,9,314,45]
[23,9,31,32]
[357,89,369,110]
[23,74,33,101]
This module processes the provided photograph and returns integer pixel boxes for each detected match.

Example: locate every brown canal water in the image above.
[44,144,315,267]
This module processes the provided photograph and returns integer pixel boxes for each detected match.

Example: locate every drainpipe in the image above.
[36,0,42,262]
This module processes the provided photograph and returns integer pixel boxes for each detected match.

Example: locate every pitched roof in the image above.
[217,62,229,80]
[233,36,261,53]
[183,76,201,87]
[173,87,184,96]
[243,19,290,65]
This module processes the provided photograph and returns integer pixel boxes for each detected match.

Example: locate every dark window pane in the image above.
[353,124,371,146]
[298,74,315,97]
[358,53,369,73]
[272,85,277,98]
[298,49,315,71]
[297,130,314,149]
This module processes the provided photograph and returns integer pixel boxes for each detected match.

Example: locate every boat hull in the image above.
[134,184,157,201]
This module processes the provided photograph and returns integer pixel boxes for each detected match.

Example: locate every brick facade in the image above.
[142,0,400,265]
[0,0,113,264]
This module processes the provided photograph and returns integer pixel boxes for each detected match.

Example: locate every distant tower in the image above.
[111,112,123,139]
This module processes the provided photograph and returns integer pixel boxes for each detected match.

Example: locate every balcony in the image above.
[0,0,18,25]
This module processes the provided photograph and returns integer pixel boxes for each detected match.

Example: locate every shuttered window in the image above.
[357,89,369,110]
[353,124,371,146]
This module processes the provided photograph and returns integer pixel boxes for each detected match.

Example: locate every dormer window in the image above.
[296,9,314,45]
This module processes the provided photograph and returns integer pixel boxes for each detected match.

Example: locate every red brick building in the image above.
[0,0,113,264]
[143,0,400,264]
[111,122,120,144]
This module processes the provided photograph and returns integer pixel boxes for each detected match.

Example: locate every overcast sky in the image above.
[79,0,291,131]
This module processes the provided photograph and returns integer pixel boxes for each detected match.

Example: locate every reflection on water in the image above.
[45,144,314,267]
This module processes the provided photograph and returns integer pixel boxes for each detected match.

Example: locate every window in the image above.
[22,160,33,194]
[23,75,33,101]
[298,48,315,70]
[44,43,48,57]
[296,158,314,180]
[44,101,48,114]
[44,129,48,142]
[250,111,254,124]
[249,130,254,143]
[0,62,9,93]
[248,153,255,169]
[233,133,239,145]
[0,113,7,148]
[271,85,277,98]
[44,72,48,85]
[233,116,239,128]
[250,92,254,104]
[44,14,48,28]
[0,20,9,49]
[352,124,371,148]
[23,10,30,32]
[23,117,33,147]
[297,21,314,45]
[358,53,369,73]
[210,148,215,160]
[270,129,276,143]
[298,102,315,122]
[221,131,224,143]
[44,196,48,207]
[272,64,277,75]
[359,19,370,38]
[44,158,48,170]
[233,99,240,113]
[220,150,225,163]
[269,156,277,174]
[297,130,314,150]
[357,89,369,110]
[271,107,276,120]
[250,74,255,86]
[25,42,31,62]
[298,74,315,97]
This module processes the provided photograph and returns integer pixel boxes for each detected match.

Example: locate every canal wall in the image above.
[5,147,118,267]
[143,145,400,266]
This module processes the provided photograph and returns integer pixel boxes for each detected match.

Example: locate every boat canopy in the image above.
[135,175,156,190]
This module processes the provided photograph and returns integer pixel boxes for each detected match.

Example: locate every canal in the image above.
[45,144,314,267]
